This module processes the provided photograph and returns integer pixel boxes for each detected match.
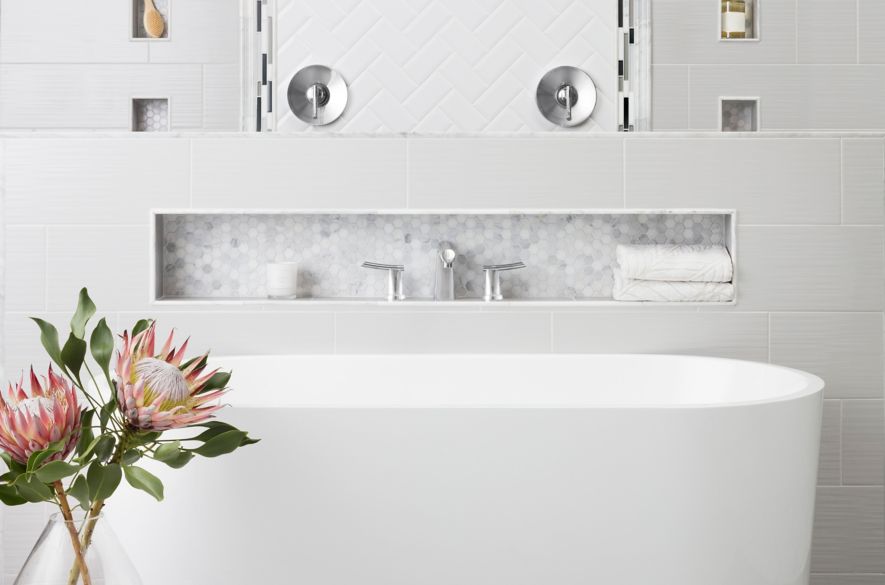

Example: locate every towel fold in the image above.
[616,244,733,283]
[613,270,735,302]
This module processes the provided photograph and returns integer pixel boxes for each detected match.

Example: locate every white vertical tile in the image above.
[625,138,841,224]
[770,313,884,399]
[46,227,151,312]
[737,227,884,311]
[335,312,552,353]
[843,138,885,225]
[859,0,885,63]
[408,137,624,209]
[812,487,885,573]
[551,312,769,361]
[842,400,885,486]
[4,139,190,225]
[798,0,858,64]
[4,227,45,312]
[651,66,690,130]
[203,65,241,131]
[191,138,408,209]
[147,0,240,64]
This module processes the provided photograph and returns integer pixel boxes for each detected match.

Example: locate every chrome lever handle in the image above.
[564,85,572,121]
[362,261,405,301]
[482,261,525,302]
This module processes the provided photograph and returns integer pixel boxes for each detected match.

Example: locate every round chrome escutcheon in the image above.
[536,66,597,128]
[287,65,348,126]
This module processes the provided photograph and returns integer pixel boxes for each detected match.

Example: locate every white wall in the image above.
[0,132,883,584]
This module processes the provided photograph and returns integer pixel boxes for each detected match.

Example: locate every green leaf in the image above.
[76,411,95,457]
[197,371,231,394]
[93,435,116,463]
[30,318,63,369]
[121,449,142,466]
[129,432,161,447]
[131,319,151,338]
[70,288,97,340]
[0,484,26,506]
[16,475,53,503]
[161,450,194,469]
[89,318,114,380]
[0,452,26,475]
[27,443,63,473]
[123,466,164,501]
[99,399,116,432]
[61,333,87,381]
[192,421,239,442]
[154,441,182,462]
[191,430,247,458]
[68,475,90,510]
[87,462,121,501]
[35,461,80,483]
[0,471,19,483]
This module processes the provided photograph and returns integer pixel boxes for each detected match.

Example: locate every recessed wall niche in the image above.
[132,0,169,40]
[720,98,759,132]
[151,211,736,304]
[132,98,169,132]
[720,0,758,40]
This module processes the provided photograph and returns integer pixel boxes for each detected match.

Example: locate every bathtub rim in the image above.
[211,354,825,410]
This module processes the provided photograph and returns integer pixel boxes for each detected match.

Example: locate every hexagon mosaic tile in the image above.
[159,214,727,300]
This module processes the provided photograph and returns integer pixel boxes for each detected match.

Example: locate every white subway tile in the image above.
[843,138,885,225]
[203,65,241,131]
[652,0,796,64]
[147,0,239,64]
[0,1,148,63]
[4,139,190,225]
[4,227,45,312]
[819,400,842,486]
[812,487,885,573]
[46,226,151,312]
[842,400,885,486]
[798,0,858,64]
[770,313,884,399]
[117,311,336,355]
[859,0,885,63]
[625,138,841,224]
[191,138,408,209]
[688,66,885,130]
[0,65,202,130]
[737,227,884,311]
[335,312,551,353]
[551,311,769,361]
[651,66,690,131]
[408,137,624,209]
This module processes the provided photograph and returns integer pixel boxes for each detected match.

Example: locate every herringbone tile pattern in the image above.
[274,0,617,132]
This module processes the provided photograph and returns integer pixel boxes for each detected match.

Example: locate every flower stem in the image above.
[54,482,92,585]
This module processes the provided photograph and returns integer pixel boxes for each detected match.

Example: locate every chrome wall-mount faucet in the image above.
[434,242,456,301]
[361,261,405,301]
[482,262,526,302]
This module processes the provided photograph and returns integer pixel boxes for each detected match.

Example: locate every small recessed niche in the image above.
[132,0,170,40]
[720,0,758,41]
[720,98,759,132]
[132,98,169,132]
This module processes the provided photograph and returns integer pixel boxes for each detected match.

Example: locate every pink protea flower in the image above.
[0,367,81,465]
[114,322,227,431]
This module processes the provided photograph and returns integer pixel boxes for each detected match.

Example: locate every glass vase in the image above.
[14,513,142,585]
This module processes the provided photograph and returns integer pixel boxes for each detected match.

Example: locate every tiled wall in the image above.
[0,1,242,130]
[0,133,882,584]
[652,0,885,130]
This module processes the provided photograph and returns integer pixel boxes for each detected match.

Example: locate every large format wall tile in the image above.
[819,400,842,486]
[842,400,885,486]
[551,312,769,361]
[0,1,148,63]
[812,487,885,573]
[191,138,407,208]
[335,312,552,353]
[625,138,841,224]
[843,139,885,225]
[651,66,690,131]
[203,65,241,130]
[4,227,45,312]
[770,314,884,399]
[688,66,885,130]
[46,227,151,312]
[147,0,239,64]
[4,139,190,225]
[408,138,624,209]
[652,0,797,64]
[737,227,884,311]
[798,0,858,64]
[859,0,885,63]
[0,65,203,130]
[812,575,885,585]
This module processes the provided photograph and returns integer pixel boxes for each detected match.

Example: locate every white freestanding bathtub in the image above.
[111,354,824,585]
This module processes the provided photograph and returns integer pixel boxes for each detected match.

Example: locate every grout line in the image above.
[857,0,861,64]
[839,399,844,486]
[840,137,845,225]
[795,0,800,64]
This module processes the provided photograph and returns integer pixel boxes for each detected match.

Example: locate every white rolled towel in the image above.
[613,270,735,302]
[616,244,733,283]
